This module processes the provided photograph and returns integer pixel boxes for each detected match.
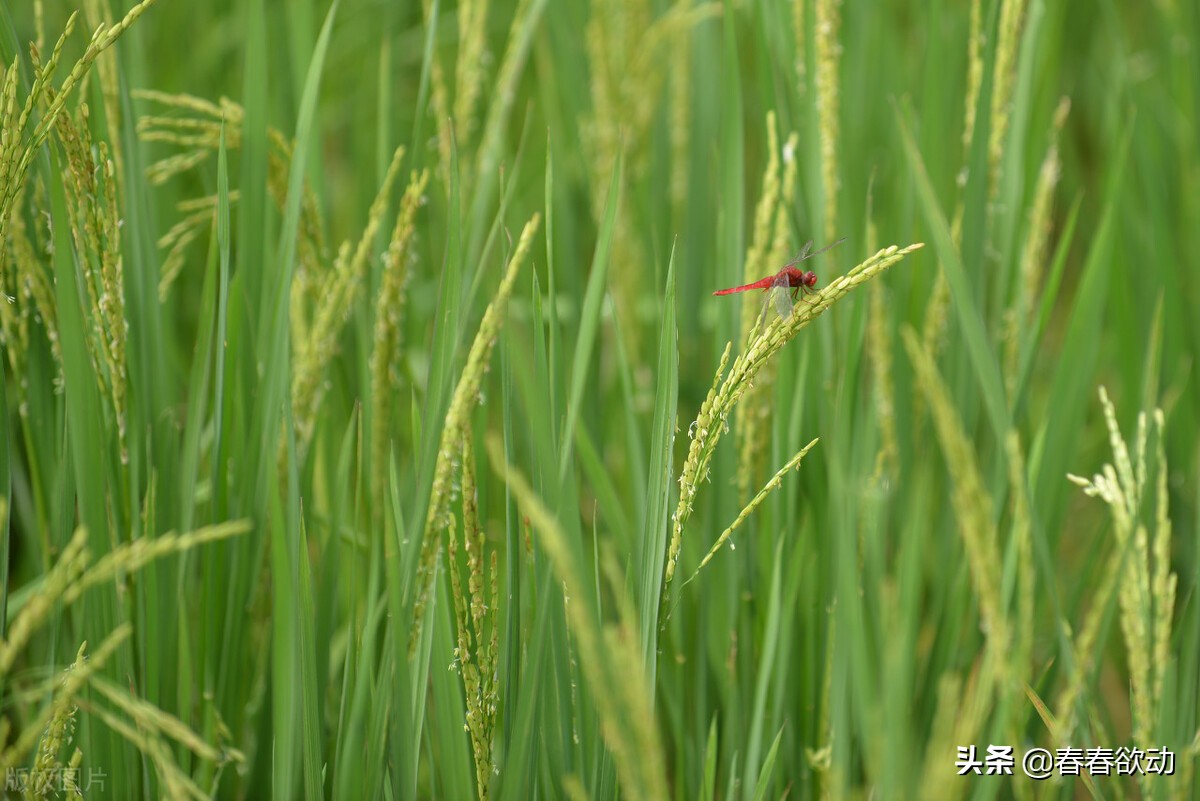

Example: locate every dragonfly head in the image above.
[801,270,818,289]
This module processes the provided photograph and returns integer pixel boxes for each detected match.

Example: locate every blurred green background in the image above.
[1,0,1197,798]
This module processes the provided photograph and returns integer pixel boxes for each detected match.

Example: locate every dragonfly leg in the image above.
[794,285,818,307]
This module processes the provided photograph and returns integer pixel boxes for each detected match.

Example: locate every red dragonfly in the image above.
[713,238,846,321]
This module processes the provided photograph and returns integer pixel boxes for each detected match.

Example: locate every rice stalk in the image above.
[960,0,984,171]
[81,0,126,185]
[156,198,240,300]
[0,182,60,406]
[1065,388,1176,797]
[584,0,654,357]
[585,0,715,353]
[470,0,544,213]
[0,16,79,245]
[410,214,541,653]
[486,435,668,801]
[904,332,1014,786]
[814,0,841,243]
[78,699,210,801]
[87,675,245,766]
[33,0,46,53]
[687,437,819,583]
[663,243,923,615]
[0,516,249,678]
[863,200,899,482]
[133,91,327,299]
[792,0,807,95]
[292,144,407,449]
[923,0,982,356]
[734,113,800,502]
[1050,521,1123,746]
[453,0,490,148]
[902,328,1009,676]
[447,432,500,800]
[26,643,83,800]
[49,100,129,461]
[370,168,430,509]
[1004,97,1069,394]
[0,521,90,679]
[421,0,454,185]
[0,0,160,251]
[0,626,129,775]
[988,0,1030,199]
[1004,432,1035,696]
[917,665,996,798]
[65,748,83,801]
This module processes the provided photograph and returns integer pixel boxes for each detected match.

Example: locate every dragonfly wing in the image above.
[785,240,814,268]
[803,236,847,261]
[772,288,793,320]
[770,273,793,320]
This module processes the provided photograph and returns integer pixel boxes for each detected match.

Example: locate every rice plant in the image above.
[1,1,1197,799]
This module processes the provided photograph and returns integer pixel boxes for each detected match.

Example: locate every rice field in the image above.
[0,0,1197,799]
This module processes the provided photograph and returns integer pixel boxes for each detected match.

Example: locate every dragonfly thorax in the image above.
[781,267,818,289]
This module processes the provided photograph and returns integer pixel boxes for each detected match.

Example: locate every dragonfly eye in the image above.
[803,271,818,287]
